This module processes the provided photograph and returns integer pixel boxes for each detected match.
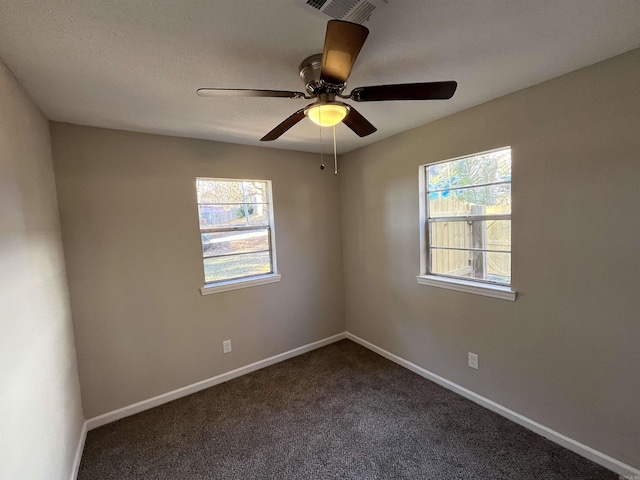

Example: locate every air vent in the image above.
[297,0,387,24]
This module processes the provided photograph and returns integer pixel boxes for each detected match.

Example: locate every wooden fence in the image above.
[429,198,510,281]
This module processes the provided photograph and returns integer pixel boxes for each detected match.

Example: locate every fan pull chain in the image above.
[333,125,338,175]
[319,124,324,170]
[319,110,325,170]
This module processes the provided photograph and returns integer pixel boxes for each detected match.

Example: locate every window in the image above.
[418,147,515,300]
[196,178,279,294]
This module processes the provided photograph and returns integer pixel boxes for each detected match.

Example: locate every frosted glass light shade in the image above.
[306,103,348,127]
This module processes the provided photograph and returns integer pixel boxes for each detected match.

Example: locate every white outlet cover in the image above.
[223,340,232,354]
[468,352,479,370]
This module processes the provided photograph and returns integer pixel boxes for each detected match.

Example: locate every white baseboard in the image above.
[346,332,639,478]
[70,421,87,480]
[85,332,346,431]
[81,330,638,478]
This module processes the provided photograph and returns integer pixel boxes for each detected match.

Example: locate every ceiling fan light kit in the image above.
[305,103,348,127]
[197,20,457,142]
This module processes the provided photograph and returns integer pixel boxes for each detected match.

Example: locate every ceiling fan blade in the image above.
[197,88,306,99]
[349,81,458,102]
[342,106,377,137]
[260,109,306,141]
[320,20,369,84]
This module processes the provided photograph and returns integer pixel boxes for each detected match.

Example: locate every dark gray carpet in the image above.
[79,340,617,479]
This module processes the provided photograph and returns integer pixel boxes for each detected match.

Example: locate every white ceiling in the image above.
[1,1,639,154]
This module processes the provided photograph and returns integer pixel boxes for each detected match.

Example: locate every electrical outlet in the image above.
[223,339,232,354]
[468,352,479,370]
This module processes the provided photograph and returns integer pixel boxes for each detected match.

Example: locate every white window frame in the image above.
[197,177,280,295]
[417,147,516,301]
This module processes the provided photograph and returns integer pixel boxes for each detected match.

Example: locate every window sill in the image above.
[416,275,516,301]
[200,273,281,295]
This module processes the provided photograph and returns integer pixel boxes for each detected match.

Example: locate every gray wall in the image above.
[339,49,640,468]
[0,61,84,479]
[51,124,345,418]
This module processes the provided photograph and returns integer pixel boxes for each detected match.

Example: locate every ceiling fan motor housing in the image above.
[299,54,323,93]
[299,53,344,96]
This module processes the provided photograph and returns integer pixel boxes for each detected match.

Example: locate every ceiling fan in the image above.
[197,20,457,142]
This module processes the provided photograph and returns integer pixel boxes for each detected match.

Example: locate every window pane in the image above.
[197,180,243,203]
[201,229,269,257]
[200,228,269,257]
[430,220,511,251]
[197,179,268,204]
[427,148,511,190]
[430,249,511,285]
[204,251,271,283]
[198,204,270,229]
[428,184,511,217]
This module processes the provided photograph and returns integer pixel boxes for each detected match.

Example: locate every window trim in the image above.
[196,177,279,294]
[416,275,515,301]
[200,273,281,295]
[417,147,516,301]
